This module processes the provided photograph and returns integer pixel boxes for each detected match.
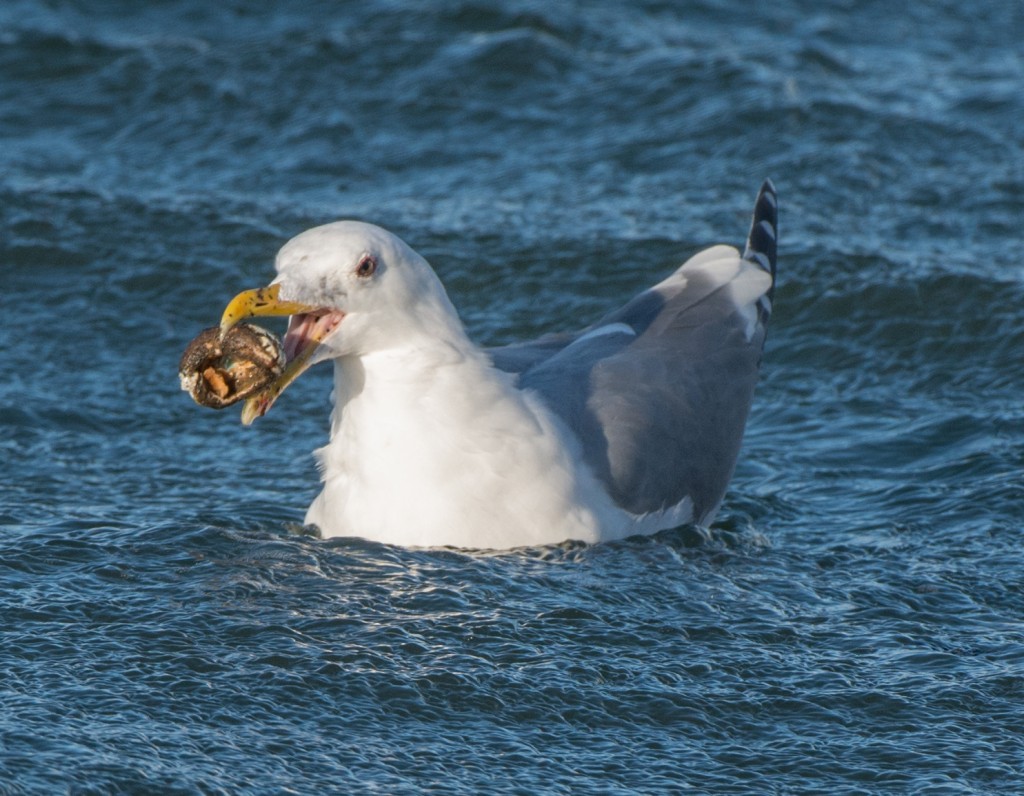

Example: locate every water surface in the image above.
[2,1,1023,792]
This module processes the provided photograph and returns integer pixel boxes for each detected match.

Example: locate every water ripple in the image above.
[3,0,1024,792]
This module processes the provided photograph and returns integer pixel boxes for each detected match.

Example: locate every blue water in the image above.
[3,1,1023,793]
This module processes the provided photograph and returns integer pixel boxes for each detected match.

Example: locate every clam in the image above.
[179,323,285,409]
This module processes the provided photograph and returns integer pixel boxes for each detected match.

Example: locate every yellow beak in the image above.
[219,284,316,336]
[218,284,337,426]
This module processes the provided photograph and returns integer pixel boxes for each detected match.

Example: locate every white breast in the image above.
[304,344,620,548]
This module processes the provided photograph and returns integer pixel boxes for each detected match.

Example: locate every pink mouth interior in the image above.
[283,311,345,362]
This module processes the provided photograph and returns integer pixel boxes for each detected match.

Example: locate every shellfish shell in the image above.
[179,324,285,409]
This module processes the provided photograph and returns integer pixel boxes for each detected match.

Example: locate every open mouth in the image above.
[238,310,344,424]
[218,285,344,425]
[283,311,343,362]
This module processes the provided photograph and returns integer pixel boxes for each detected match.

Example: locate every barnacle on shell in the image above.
[179,324,285,409]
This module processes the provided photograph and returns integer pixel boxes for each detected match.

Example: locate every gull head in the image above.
[218,221,460,423]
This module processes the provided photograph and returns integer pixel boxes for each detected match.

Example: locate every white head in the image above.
[217,221,466,422]
[274,221,464,358]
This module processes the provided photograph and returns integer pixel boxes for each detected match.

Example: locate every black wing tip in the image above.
[743,178,778,280]
[742,179,778,325]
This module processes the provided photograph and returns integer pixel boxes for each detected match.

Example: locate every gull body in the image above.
[219,181,778,549]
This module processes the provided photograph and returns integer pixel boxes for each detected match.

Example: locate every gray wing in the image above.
[489,180,778,523]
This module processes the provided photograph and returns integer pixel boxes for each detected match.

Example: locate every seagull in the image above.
[217,180,777,549]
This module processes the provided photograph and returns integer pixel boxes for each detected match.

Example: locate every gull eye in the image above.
[355,254,378,279]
